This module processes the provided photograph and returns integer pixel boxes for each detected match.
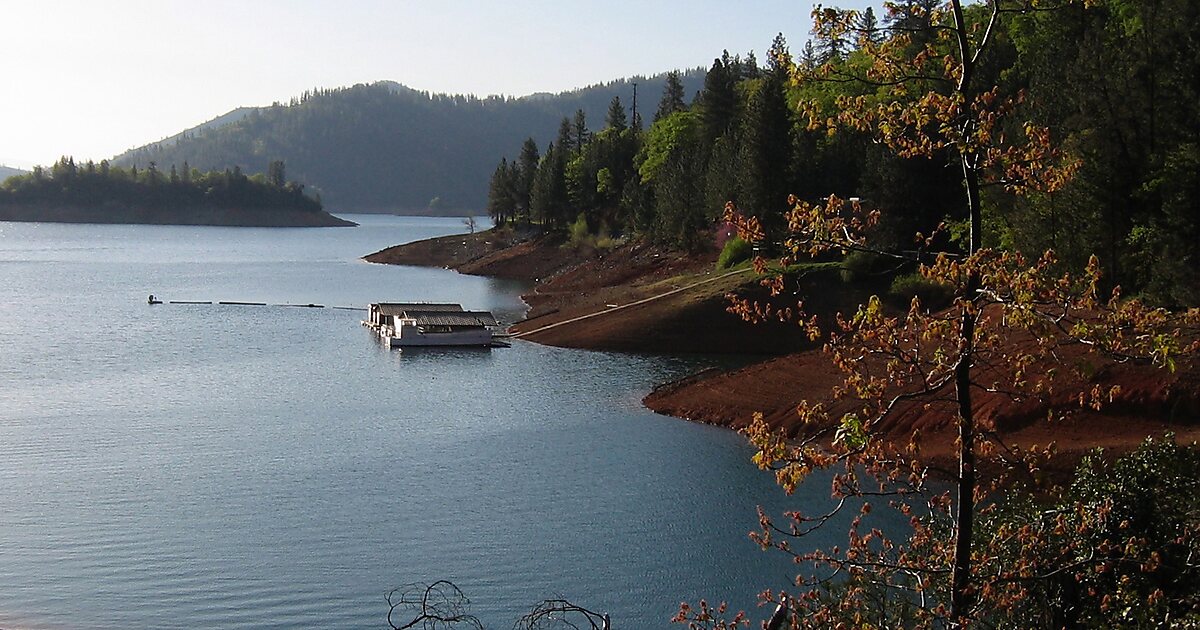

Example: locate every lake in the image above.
[0,215,821,629]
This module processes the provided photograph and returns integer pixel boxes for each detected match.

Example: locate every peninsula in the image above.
[366,228,1200,466]
[0,158,354,228]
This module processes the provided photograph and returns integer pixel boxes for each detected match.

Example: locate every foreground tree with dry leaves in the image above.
[678,0,1199,627]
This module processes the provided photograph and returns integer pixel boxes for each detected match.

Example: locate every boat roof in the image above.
[373,302,465,316]
[371,303,498,327]
[403,310,499,327]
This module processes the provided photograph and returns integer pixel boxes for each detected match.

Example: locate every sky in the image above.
[0,0,872,169]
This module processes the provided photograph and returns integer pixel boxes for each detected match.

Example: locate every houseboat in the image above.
[364,303,507,348]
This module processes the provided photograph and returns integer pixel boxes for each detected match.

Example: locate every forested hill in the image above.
[113,73,704,213]
[0,158,354,228]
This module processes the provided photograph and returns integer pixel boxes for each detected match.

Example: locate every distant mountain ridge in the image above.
[114,71,705,213]
[0,165,28,182]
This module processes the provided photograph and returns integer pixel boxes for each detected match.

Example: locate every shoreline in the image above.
[0,202,355,228]
[365,227,1200,461]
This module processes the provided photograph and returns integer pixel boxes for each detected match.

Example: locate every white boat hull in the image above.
[384,329,496,347]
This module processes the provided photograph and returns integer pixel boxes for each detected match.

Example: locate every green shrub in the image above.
[564,213,621,252]
[840,250,890,282]
[717,236,753,270]
[888,272,954,309]
[568,213,590,245]
[978,436,1200,628]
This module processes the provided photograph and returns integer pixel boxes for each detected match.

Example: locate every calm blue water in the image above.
[0,215,819,629]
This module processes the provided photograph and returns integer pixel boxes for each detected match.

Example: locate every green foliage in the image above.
[566,213,619,252]
[980,437,1200,628]
[695,3,1200,629]
[638,111,697,184]
[736,35,795,240]
[0,157,324,219]
[716,236,752,270]
[887,272,953,309]
[998,0,1200,303]
[568,213,590,244]
[839,249,889,282]
[654,70,688,122]
[605,96,628,132]
[530,142,570,229]
[481,0,1200,306]
[115,74,707,213]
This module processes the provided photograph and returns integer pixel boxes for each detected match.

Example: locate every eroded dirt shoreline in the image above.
[365,228,1200,461]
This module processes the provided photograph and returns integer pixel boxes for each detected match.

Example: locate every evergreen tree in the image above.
[556,117,575,156]
[740,51,761,80]
[573,109,590,154]
[698,55,738,148]
[855,7,883,48]
[884,0,941,50]
[738,34,796,240]
[530,142,570,229]
[654,70,688,122]
[486,158,516,226]
[515,138,540,223]
[799,41,819,71]
[605,97,628,132]
[814,17,849,62]
[268,160,286,188]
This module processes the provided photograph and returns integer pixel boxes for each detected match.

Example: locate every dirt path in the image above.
[512,267,752,338]
[365,228,1200,462]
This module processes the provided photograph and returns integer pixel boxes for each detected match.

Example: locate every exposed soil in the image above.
[364,227,1200,461]
[644,341,1200,465]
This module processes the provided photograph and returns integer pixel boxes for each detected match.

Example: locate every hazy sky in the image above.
[1,0,872,169]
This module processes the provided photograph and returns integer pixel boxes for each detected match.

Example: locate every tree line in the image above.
[488,0,1198,307]
[666,0,1199,627]
[0,157,324,216]
[116,75,704,213]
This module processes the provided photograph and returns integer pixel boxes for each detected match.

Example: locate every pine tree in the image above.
[486,158,516,226]
[741,51,761,80]
[268,160,286,188]
[556,117,575,156]
[530,142,569,229]
[855,7,883,48]
[814,17,849,62]
[605,96,628,132]
[800,41,819,71]
[515,138,540,223]
[698,55,738,148]
[572,109,590,153]
[654,70,687,122]
[738,34,795,240]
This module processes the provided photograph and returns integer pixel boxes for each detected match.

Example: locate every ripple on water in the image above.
[0,217,858,629]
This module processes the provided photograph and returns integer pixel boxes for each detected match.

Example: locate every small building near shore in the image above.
[365,302,501,347]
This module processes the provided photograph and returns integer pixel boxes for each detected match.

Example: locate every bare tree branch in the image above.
[387,581,484,630]
[515,598,610,630]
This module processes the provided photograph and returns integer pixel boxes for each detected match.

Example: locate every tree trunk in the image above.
[951,299,976,622]
[951,130,984,626]
[949,1,983,621]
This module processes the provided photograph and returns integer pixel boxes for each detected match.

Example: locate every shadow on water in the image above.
[0,215,849,629]
[377,344,501,367]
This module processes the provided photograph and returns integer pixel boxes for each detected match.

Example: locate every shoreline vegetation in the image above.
[366,227,1200,465]
[0,158,354,228]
